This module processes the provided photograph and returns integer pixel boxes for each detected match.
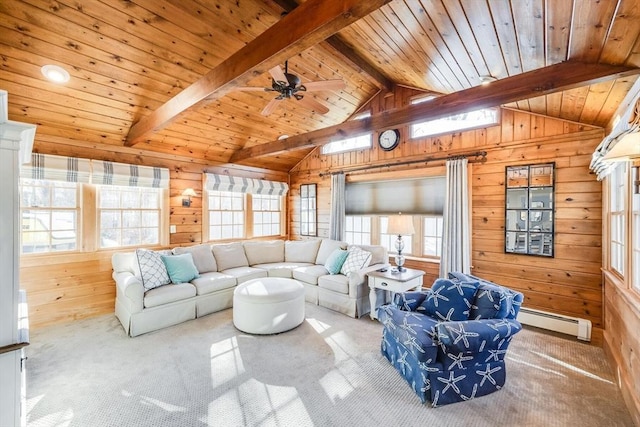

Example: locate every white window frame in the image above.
[609,163,626,276]
[321,134,372,155]
[252,194,282,238]
[411,107,500,139]
[19,179,80,254]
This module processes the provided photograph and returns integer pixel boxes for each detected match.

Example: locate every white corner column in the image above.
[0,90,36,427]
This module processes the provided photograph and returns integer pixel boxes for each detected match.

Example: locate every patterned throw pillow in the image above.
[324,249,349,274]
[136,248,171,291]
[419,278,478,321]
[340,246,372,275]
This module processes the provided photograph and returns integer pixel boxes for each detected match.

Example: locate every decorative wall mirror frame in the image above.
[505,163,555,257]
[300,183,317,236]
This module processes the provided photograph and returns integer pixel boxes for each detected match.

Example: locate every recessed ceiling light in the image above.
[277,134,289,140]
[41,65,70,83]
[479,75,497,85]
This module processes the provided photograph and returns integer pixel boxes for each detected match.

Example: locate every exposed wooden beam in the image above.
[125,0,391,147]
[273,0,393,91]
[229,61,640,162]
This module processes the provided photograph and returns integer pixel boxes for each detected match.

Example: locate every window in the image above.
[208,190,245,240]
[321,134,372,155]
[204,174,288,241]
[20,179,79,253]
[345,216,371,245]
[610,163,626,275]
[300,184,317,236]
[252,194,281,237]
[423,216,443,257]
[99,186,162,248]
[631,166,639,290]
[411,107,499,138]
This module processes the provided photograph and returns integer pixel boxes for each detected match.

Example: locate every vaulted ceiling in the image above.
[2,0,640,172]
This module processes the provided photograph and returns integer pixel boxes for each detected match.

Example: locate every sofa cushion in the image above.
[144,283,196,308]
[340,246,372,275]
[353,244,386,266]
[173,244,217,273]
[191,272,236,295]
[212,242,249,271]
[221,266,268,284]
[324,249,349,274]
[318,274,349,294]
[243,240,284,265]
[285,239,321,263]
[161,253,199,284]
[315,239,347,265]
[293,265,329,285]
[135,249,171,291]
[418,278,478,321]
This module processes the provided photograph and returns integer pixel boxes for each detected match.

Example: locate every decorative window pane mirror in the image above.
[505,163,554,257]
[300,184,317,236]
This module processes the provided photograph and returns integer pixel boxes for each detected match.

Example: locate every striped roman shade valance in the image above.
[21,153,91,183]
[205,173,288,196]
[92,160,169,188]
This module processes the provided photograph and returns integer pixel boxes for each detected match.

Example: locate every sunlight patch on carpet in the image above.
[210,336,246,388]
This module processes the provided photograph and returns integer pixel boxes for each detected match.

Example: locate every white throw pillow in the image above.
[136,248,171,291]
[212,242,249,271]
[173,244,217,273]
[340,246,372,275]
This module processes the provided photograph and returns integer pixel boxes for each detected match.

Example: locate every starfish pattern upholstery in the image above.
[378,272,523,406]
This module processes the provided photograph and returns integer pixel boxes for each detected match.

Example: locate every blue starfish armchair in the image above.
[377,272,524,406]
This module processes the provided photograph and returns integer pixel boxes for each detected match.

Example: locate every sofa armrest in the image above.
[112,271,144,313]
[436,318,522,353]
[346,263,390,297]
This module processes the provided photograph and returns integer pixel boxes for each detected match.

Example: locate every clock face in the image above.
[379,129,400,151]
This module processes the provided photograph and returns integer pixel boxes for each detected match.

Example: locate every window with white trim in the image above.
[204,174,288,241]
[610,163,626,275]
[632,166,640,291]
[20,179,79,253]
[345,216,371,245]
[98,186,162,248]
[252,194,281,237]
[423,216,443,257]
[411,107,499,139]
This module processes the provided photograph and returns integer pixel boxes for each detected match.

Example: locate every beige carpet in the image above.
[25,303,633,427]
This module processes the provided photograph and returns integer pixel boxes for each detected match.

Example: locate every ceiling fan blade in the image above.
[303,79,346,92]
[269,66,287,84]
[235,86,271,92]
[296,96,330,114]
[261,98,281,116]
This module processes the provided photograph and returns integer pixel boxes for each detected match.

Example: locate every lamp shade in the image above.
[182,188,197,197]
[603,132,640,162]
[387,214,415,236]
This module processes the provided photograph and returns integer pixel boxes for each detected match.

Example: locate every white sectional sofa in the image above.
[112,238,388,336]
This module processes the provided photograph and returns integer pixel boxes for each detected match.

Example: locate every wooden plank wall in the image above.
[20,137,285,328]
[290,86,605,331]
[603,274,640,426]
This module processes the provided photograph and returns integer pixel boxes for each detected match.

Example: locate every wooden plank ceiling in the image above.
[1,0,639,172]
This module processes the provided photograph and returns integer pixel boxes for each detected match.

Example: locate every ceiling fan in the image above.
[235,61,346,116]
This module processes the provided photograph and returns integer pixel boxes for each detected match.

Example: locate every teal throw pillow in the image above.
[324,249,349,275]
[161,253,199,284]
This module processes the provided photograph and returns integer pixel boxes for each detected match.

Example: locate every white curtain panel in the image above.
[440,158,471,277]
[329,173,345,241]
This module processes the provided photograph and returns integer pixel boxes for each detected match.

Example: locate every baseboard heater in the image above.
[518,307,592,342]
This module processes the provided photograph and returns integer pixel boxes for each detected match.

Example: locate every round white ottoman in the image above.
[233,277,305,334]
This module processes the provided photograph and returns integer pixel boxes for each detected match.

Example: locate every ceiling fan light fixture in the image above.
[41,64,70,83]
[480,75,497,85]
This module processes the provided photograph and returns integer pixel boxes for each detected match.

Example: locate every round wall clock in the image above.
[378,128,400,151]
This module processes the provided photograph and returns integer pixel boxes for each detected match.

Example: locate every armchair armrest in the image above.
[436,318,522,354]
[347,263,390,297]
[392,290,431,311]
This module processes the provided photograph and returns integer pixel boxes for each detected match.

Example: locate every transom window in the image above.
[321,134,372,155]
[20,179,78,253]
[411,107,499,139]
[99,186,162,248]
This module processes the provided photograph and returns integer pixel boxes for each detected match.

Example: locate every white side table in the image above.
[367,267,425,320]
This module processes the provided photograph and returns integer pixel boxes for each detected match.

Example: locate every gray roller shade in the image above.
[345,176,445,215]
